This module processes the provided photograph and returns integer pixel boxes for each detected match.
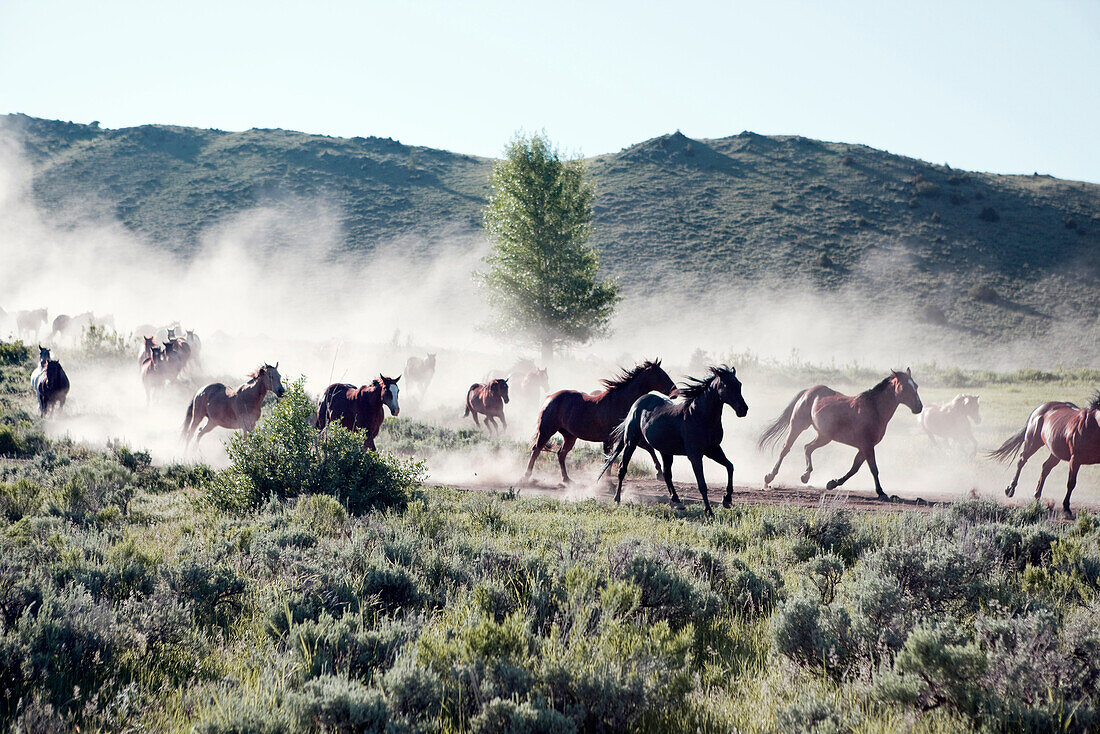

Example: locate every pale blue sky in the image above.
[2,1,1098,181]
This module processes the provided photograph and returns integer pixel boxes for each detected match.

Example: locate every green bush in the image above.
[770,592,853,676]
[286,675,389,732]
[0,425,48,459]
[0,479,44,521]
[0,340,31,366]
[78,325,129,361]
[204,379,424,513]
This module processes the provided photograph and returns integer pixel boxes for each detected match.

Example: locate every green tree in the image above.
[479,133,619,362]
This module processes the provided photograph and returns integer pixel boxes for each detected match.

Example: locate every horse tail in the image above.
[181,398,196,441]
[314,394,329,430]
[987,427,1026,463]
[464,384,478,417]
[758,391,804,451]
[596,420,628,481]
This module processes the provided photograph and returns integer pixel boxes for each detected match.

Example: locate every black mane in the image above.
[863,374,897,397]
[678,365,735,406]
[600,359,662,392]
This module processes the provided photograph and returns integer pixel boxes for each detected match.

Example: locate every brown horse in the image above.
[140,346,168,405]
[920,394,981,454]
[160,339,189,382]
[181,363,285,446]
[759,369,923,499]
[465,379,510,434]
[32,358,69,417]
[989,393,1100,516]
[315,375,401,450]
[517,368,550,402]
[404,354,436,399]
[523,359,677,484]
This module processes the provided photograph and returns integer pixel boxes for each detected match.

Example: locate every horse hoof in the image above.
[876,492,889,502]
[722,498,733,509]
[826,480,838,490]
[800,472,811,484]
[1005,486,1015,498]
[672,501,685,511]
[763,473,775,485]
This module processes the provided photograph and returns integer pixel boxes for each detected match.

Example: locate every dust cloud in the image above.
[1,129,1095,507]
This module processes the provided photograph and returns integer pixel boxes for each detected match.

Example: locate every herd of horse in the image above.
[13,325,1100,516]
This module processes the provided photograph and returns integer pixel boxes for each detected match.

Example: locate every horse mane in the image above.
[863,374,896,397]
[600,359,661,392]
[247,365,271,381]
[677,365,734,406]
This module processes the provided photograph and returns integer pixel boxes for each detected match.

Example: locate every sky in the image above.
[2,0,1098,181]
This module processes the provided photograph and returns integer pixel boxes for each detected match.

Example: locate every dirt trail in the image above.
[442,477,1099,516]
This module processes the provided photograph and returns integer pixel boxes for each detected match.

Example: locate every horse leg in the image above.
[704,446,735,508]
[498,411,507,431]
[557,433,577,484]
[688,454,713,517]
[1063,458,1080,517]
[827,452,865,491]
[800,434,829,484]
[194,420,218,446]
[864,447,887,499]
[661,453,682,507]
[363,433,377,451]
[470,411,482,430]
[764,421,808,486]
[1006,432,1043,497]
[1034,453,1060,500]
[524,423,558,481]
[614,441,638,503]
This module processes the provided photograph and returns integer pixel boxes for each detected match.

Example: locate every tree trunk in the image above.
[541,339,554,365]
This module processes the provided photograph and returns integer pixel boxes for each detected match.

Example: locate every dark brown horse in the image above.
[181,364,285,447]
[404,354,436,399]
[465,379,509,434]
[989,393,1100,516]
[601,365,749,515]
[759,369,923,499]
[32,358,69,417]
[315,375,401,450]
[523,359,677,484]
[517,368,550,402]
[140,346,168,405]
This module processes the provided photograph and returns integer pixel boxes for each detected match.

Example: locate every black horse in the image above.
[33,359,70,416]
[600,365,748,515]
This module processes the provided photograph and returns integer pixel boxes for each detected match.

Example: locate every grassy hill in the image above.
[3,113,1098,344]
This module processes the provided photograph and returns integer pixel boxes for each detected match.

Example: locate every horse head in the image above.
[713,365,748,417]
[380,373,401,416]
[637,359,676,397]
[892,368,923,414]
[491,378,510,404]
[37,345,50,365]
[963,395,981,424]
[426,353,436,367]
[260,363,285,398]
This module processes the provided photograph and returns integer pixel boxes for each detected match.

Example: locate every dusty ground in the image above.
[443,476,1099,517]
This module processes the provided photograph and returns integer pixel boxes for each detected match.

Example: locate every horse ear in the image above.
[394,375,401,383]
[906,367,912,376]
[274,361,279,369]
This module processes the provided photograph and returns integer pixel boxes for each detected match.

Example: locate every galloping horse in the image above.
[920,394,981,453]
[315,375,401,450]
[160,339,189,382]
[50,312,93,342]
[32,358,70,417]
[601,365,749,515]
[759,369,923,499]
[16,309,47,340]
[465,379,510,434]
[523,359,677,484]
[404,354,436,399]
[181,363,284,446]
[517,368,550,402]
[989,393,1100,516]
[140,346,168,405]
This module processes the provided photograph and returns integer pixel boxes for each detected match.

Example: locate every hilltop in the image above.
[3,114,1098,345]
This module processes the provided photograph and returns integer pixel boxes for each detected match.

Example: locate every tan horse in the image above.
[181,364,284,446]
[919,394,981,454]
[759,369,923,499]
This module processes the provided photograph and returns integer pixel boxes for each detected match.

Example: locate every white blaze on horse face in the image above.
[388,383,400,414]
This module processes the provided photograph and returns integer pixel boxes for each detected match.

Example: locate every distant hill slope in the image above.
[3,114,1098,342]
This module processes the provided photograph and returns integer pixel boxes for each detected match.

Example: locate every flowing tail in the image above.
[464,384,478,417]
[596,421,628,481]
[313,395,329,429]
[987,427,1026,463]
[180,399,196,442]
[758,391,804,451]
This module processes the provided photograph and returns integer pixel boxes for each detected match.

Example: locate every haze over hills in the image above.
[2,113,1098,361]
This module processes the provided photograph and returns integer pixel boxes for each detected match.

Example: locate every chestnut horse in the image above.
[315,375,401,450]
[989,393,1100,516]
[517,368,550,402]
[181,363,284,446]
[140,346,168,405]
[465,379,509,434]
[919,394,981,454]
[759,369,923,499]
[523,359,677,484]
[404,354,436,399]
[32,358,70,417]
[601,365,749,515]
